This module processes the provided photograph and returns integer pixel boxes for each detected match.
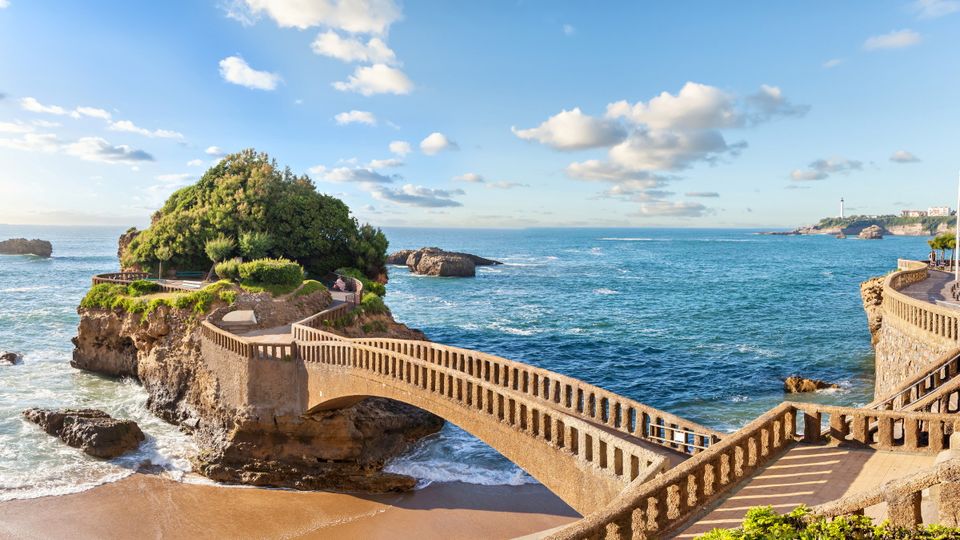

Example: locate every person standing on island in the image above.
[929,249,938,267]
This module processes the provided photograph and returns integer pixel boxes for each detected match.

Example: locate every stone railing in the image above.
[323,335,723,455]
[291,302,354,339]
[546,402,960,539]
[330,273,364,305]
[297,338,670,495]
[882,260,960,347]
[91,272,150,285]
[810,457,960,528]
[870,348,960,411]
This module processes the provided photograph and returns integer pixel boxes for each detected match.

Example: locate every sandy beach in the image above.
[0,475,578,540]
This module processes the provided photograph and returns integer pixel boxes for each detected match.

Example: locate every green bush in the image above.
[294,279,326,297]
[127,280,160,297]
[80,284,127,309]
[362,320,388,333]
[205,235,235,263]
[215,258,242,281]
[359,292,389,316]
[239,258,304,286]
[697,505,960,540]
[239,231,272,259]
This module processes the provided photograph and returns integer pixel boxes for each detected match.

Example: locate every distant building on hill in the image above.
[902,209,928,217]
[928,206,952,217]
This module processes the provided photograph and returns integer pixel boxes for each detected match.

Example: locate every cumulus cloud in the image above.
[890,150,921,163]
[366,157,402,168]
[19,97,68,115]
[219,56,281,90]
[309,165,394,184]
[64,137,154,164]
[685,192,720,198]
[912,0,960,18]
[206,146,226,157]
[0,132,60,153]
[369,184,464,207]
[389,140,411,156]
[744,85,810,123]
[790,157,862,181]
[632,201,708,217]
[109,120,183,139]
[187,159,205,167]
[512,108,626,150]
[237,0,401,34]
[73,106,112,120]
[312,31,396,64]
[487,181,529,190]
[453,172,484,183]
[608,129,744,172]
[0,121,34,134]
[420,132,458,155]
[864,29,921,50]
[334,109,377,125]
[332,64,412,96]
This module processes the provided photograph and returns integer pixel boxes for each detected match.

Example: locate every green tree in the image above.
[204,235,235,280]
[239,231,272,260]
[929,232,956,265]
[121,149,388,280]
[155,245,172,279]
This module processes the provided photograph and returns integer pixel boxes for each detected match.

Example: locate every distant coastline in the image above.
[761,214,954,237]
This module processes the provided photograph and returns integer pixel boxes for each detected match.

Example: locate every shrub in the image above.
[80,283,127,309]
[239,258,304,286]
[361,320,388,333]
[239,231,272,260]
[294,279,326,297]
[360,292,389,316]
[215,258,242,281]
[205,235,235,263]
[127,280,160,297]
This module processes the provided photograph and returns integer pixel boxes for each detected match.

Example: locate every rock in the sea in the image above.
[0,238,52,257]
[22,408,145,458]
[389,247,502,277]
[783,376,839,393]
[858,225,884,240]
[0,351,22,366]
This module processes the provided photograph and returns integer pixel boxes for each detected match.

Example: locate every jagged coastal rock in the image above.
[860,276,884,346]
[22,408,145,458]
[783,375,839,393]
[117,228,140,270]
[0,238,52,257]
[0,351,22,366]
[388,247,502,277]
[71,287,442,492]
[858,225,884,240]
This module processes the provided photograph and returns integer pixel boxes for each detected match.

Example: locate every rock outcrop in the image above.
[861,276,885,347]
[22,408,145,458]
[783,376,839,393]
[117,228,141,270]
[0,351,22,366]
[0,238,52,257]
[72,287,443,492]
[858,225,884,240]
[389,247,502,277]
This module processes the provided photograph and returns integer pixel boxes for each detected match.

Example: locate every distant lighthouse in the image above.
[840,198,845,219]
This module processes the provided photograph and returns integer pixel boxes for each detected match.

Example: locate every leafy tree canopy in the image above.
[122,149,388,279]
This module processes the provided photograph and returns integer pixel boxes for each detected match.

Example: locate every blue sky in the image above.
[0,1,958,228]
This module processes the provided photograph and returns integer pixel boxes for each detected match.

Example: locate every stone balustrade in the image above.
[882,261,960,347]
[870,348,960,411]
[91,272,198,294]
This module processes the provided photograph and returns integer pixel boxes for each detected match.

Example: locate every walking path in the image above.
[899,269,956,305]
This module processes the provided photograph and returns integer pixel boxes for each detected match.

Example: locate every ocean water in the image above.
[0,225,932,497]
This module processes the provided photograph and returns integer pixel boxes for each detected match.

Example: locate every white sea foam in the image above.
[599,237,654,241]
[594,288,619,295]
[0,286,52,293]
[384,460,536,488]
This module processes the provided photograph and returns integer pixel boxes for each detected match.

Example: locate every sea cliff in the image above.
[71,289,443,492]
[770,215,954,237]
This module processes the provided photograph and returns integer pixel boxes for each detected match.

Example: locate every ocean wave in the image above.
[384,460,536,488]
[594,288,619,295]
[0,286,53,293]
[599,237,655,242]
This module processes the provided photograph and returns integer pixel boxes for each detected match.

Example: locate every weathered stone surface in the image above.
[860,276,884,346]
[22,408,145,458]
[858,225,884,240]
[390,247,501,277]
[117,228,140,271]
[0,351,22,366]
[783,375,838,393]
[0,238,52,257]
[72,289,442,492]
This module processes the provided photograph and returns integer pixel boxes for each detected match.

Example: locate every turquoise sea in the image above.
[0,225,933,496]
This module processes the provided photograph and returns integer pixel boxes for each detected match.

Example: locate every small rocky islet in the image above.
[0,238,53,257]
[387,247,502,277]
[22,408,145,459]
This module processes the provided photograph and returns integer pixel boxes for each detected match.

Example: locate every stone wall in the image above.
[873,318,951,399]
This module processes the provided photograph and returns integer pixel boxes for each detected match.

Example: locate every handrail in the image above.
[881,260,960,347]
[91,272,200,294]
[869,348,960,410]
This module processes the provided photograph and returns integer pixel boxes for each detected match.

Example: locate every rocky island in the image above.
[0,238,52,257]
[387,247,502,277]
[763,214,953,237]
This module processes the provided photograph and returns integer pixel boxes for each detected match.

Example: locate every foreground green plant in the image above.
[697,505,960,540]
[80,280,237,320]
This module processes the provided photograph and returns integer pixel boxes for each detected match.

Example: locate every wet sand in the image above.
[0,475,578,539]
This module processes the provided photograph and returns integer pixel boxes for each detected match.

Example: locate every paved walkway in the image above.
[674,444,936,538]
[899,269,957,305]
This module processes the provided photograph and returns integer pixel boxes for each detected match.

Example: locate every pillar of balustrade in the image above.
[886,490,922,528]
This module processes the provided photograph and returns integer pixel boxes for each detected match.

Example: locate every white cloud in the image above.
[219,55,281,90]
[389,140,411,156]
[823,58,843,68]
[790,157,862,181]
[206,146,226,157]
[332,63,412,96]
[368,184,464,207]
[311,31,396,64]
[864,29,921,50]
[685,191,720,198]
[453,172,484,183]
[606,83,739,131]
[239,0,401,34]
[64,137,155,164]
[488,181,529,190]
[563,24,575,36]
[32,119,61,128]
[420,132,458,155]
[309,165,394,183]
[632,201,708,217]
[109,120,184,139]
[0,121,34,134]
[890,150,921,163]
[744,85,810,123]
[0,132,60,153]
[609,129,743,172]
[0,1,9,8]
[73,106,112,120]
[912,0,960,18]
[334,109,377,125]
[565,160,666,184]
[19,97,68,115]
[512,108,625,150]
[187,159,205,167]
[366,157,402,169]
[155,173,193,183]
